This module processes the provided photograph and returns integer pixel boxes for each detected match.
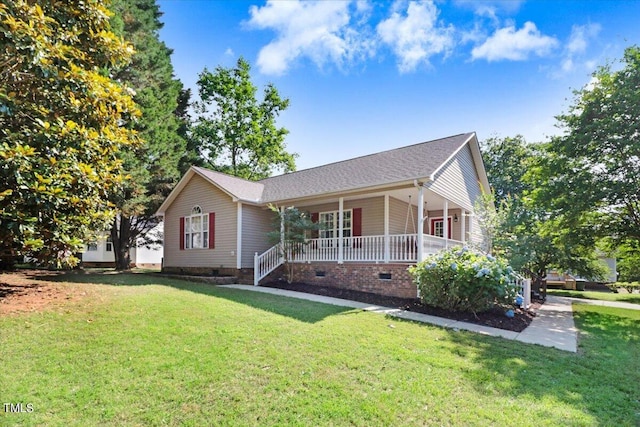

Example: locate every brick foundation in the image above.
[161,263,418,298]
[288,262,418,299]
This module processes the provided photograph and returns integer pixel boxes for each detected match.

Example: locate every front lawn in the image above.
[547,288,640,305]
[1,272,638,426]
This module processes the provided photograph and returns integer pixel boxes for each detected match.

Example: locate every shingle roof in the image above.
[258,132,475,202]
[192,167,264,203]
[158,132,478,214]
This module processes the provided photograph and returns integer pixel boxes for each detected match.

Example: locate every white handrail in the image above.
[509,273,531,309]
[254,245,283,285]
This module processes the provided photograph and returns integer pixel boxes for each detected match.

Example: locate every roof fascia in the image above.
[427,132,491,194]
[467,134,492,194]
[156,166,260,216]
[155,168,196,216]
[428,132,475,181]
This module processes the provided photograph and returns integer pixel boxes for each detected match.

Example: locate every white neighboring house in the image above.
[81,222,164,269]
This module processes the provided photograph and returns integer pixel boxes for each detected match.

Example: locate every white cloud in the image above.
[567,23,600,55]
[246,0,374,75]
[471,21,559,61]
[454,0,525,18]
[560,23,601,73]
[377,0,455,73]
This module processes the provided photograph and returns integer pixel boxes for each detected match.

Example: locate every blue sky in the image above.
[157,0,640,171]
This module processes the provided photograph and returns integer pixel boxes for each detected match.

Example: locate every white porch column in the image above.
[443,200,449,249]
[460,209,466,244]
[236,202,243,269]
[417,185,424,262]
[338,197,344,264]
[384,194,390,263]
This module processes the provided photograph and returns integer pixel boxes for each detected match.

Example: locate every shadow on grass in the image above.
[32,270,354,324]
[437,304,640,425]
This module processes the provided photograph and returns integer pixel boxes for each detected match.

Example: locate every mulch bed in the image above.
[263,280,542,332]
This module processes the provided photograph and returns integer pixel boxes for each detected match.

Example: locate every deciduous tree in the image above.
[192,57,296,180]
[480,136,604,283]
[0,0,139,268]
[542,45,640,246]
[267,206,319,283]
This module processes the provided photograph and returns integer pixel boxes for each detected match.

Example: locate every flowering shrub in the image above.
[408,246,519,314]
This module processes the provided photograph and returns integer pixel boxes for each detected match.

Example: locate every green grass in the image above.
[1,272,639,426]
[547,288,640,305]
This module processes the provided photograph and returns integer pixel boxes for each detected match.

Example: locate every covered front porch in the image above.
[255,182,477,285]
[289,233,463,263]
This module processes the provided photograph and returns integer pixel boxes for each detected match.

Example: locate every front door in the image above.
[430,217,452,239]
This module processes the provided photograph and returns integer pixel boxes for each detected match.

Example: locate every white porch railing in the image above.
[510,273,531,309]
[253,245,283,286]
[284,234,464,264]
[253,233,465,285]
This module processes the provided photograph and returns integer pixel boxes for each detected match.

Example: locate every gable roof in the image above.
[157,132,487,214]
[193,167,264,202]
[259,132,477,202]
[156,167,263,215]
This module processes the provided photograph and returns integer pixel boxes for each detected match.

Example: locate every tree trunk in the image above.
[111,216,133,271]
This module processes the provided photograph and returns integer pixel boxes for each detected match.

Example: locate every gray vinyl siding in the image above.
[163,174,237,268]
[425,209,465,241]
[303,197,384,236]
[389,196,419,235]
[428,145,485,246]
[428,145,483,212]
[241,205,276,268]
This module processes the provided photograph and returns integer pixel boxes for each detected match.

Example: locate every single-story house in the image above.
[156,132,491,298]
[81,222,164,269]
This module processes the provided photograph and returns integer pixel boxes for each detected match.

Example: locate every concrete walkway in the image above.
[220,285,582,352]
[554,296,640,311]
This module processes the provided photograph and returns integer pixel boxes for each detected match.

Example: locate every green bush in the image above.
[408,247,519,314]
[607,282,640,293]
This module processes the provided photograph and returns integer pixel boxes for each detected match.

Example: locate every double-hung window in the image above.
[319,210,352,244]
[185,206,209,249]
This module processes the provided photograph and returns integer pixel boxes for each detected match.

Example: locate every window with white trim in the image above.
[87,242,98,251]
[433,220,444,238]
[431,217,452,239]
[319,209,352,239]
[185,206,209,249]
[105,236,113,252]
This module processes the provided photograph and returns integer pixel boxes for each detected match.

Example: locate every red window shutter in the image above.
[353,208,362,237]
[209,212,215,249]
[179,217,185,250]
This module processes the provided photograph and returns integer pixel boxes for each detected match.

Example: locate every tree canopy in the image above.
[480,136,604,280]
[542,45,640,245]
[192,57,297,180]
[106,0,187,270]
[0,0,139,268]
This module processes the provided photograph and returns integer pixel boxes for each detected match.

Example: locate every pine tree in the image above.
[107,0,187,270]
